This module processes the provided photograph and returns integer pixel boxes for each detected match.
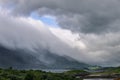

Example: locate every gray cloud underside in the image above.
[0,0,120,66]
[1,0,120,33]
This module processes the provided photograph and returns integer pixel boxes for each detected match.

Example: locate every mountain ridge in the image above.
[0,45,89,69]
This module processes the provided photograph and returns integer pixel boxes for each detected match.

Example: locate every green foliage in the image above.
[65,70,87,73]
[0,68,85,80]
[92,66,120,76]
[64,69,89,75]
[103,67,120,74]
[24,72,35,80]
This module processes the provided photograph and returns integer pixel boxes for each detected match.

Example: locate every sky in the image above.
[0,0,120,67]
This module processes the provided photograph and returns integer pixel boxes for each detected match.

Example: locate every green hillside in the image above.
[0,68,84,80]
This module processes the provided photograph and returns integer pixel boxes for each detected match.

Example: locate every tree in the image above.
[24,72,35,80]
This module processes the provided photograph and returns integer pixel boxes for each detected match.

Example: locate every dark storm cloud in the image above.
[1,0,120,33]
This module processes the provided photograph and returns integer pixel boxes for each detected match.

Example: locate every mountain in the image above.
[41,52,89,69]
[0,45,89,69]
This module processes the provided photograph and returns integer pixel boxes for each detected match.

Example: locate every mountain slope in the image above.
[42,52,89,69]
[0,45,89,69]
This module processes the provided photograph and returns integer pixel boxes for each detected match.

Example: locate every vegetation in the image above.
[0,67,85,80]
[1,66,120,80]
[104,67,120,74]
[90,66,120,76]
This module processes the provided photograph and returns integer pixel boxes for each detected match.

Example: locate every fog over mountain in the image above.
[0,0,120,67]
[0,12,89,69]
[0,45,89,69]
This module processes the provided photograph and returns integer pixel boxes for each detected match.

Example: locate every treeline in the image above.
[0,67,84,80]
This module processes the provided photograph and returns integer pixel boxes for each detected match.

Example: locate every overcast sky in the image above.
[0,0,120,66]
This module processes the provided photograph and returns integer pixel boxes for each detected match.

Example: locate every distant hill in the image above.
[0,45,89,69]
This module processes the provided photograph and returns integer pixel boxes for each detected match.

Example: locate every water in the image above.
[42,69,70,73]
[84,79,113,80]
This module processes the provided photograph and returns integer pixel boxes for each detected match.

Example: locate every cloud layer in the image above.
[0,0,120,66]
[1,0,120,33]
[0,10,87,66]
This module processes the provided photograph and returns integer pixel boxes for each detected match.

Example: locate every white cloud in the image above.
[50,28,86,49]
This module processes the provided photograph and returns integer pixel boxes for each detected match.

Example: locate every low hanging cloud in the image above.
[0,0,120,66]
[0,10,88,66]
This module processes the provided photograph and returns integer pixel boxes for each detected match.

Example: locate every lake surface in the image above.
[84,79,113,80]
[42,69,70,73]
